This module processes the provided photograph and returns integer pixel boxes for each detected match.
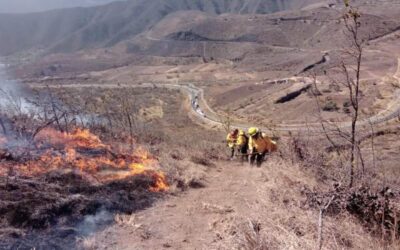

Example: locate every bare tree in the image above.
[309,1,366,187]
[340,2,365,187]
[0,115,6,135]
[117,88,137,149]
[219,108,233,133]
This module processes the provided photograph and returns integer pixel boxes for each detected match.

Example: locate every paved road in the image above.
[143,29,400,133]
[30,59,400,134]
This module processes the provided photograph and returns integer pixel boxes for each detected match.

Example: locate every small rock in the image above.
[163,243,172,248]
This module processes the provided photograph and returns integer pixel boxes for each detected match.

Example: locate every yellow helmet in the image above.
[239,130,245,136]
[248,127,259,136]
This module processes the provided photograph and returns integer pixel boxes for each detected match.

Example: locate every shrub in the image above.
[190,155,215,167]
[322,100,339,112]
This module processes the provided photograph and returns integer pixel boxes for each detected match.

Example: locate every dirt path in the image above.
[91,160,316,250]
[94,162,256,249]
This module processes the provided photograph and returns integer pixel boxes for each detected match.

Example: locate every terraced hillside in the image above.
[0,0,326,55]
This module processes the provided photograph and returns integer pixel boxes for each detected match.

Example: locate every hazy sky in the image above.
[0,0,123,13]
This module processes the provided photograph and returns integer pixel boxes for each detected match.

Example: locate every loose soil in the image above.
[92,159,320,250]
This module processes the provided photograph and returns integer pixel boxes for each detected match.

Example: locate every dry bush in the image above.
[114,213,137,228]
[77,236,98,250]
[306,186,400,241]
[190,155,215,167]
[279,132,343,183]
[384,75,400,88]
[277,131,400,247]
[231,156,400,249]
[322,100,339,112]
[159,149,208,192]
[239,220,270,250]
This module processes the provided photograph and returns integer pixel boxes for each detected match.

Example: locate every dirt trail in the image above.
[93,160,315,250]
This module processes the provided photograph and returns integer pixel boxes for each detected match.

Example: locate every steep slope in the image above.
[89,159,383,249]
[126,4,400,69]
[0,0,326,55]
[143,2,400,49]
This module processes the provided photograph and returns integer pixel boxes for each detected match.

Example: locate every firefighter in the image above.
[248,127,277,167]
[236,130,248,163]
[226,129,239,159]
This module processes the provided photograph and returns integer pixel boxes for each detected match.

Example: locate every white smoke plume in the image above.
[0,63,34,115]
[76,209,114,236]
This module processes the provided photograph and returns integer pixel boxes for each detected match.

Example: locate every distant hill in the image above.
[0,0,123,13]
[0,0,326,56]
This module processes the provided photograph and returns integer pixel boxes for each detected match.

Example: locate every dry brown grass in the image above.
[77,236,98,250]
[114,214,137,228]
[4,82,399,249]
[154,116,400,250]
[160,149,209,191]
[230,156,399,250]
[246,131,400,250]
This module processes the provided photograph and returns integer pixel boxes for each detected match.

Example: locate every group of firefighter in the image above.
[226,127,277,167]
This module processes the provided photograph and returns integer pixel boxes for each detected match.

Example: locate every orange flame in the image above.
[1,128,168,192]
[35,128,107,149]
[150,172,169,192]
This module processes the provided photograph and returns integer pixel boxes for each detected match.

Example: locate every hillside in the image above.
[2,0,400,249]
[0,0,326,56]
[0,0,122,14]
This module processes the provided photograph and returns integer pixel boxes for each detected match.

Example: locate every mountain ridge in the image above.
[0,0,329,56]
[0,0,123,14]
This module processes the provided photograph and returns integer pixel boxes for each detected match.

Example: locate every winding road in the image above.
[136,26,400,133]
[30,57,400,134]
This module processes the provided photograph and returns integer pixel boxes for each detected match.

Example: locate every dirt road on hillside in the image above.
[30,59,400,134]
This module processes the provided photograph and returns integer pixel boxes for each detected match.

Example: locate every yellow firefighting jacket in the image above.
[236,131,248,147]
[226,133,237,148]
[248,133,277,153]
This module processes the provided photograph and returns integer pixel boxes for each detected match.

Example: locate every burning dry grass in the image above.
[0,126,170,248]
[1,127,168,192]
[0,85,225,248]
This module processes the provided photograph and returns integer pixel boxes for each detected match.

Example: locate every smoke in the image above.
[76,209,114,236]
[0,62,39,152]
[0,61,109,147]
[0,63,35,115]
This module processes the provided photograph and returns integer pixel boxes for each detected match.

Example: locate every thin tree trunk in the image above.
[0,117,6,135]
[47,86,63,132]
[317,195,335,250]
[63,114,69,134]
[125,110,134,149]
[393,211,397,244]
[349,115,357,187]
[318,209,324,250]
